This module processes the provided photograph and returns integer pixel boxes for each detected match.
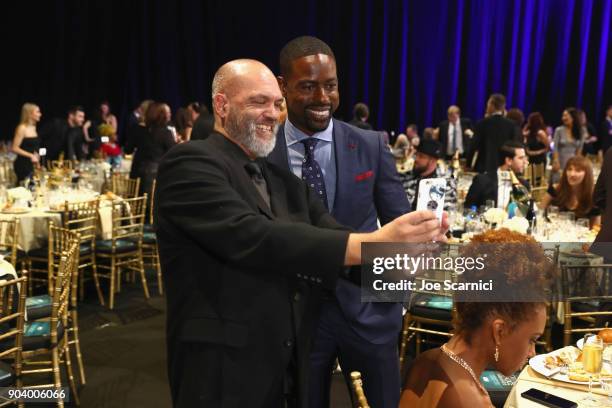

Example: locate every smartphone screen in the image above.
[416,177,446,221]
[520,388,577,408]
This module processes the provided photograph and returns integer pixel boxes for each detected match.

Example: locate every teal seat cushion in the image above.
[408,293,453,321]
[26,295,52,320]
[95,239,137,253]
[142,231,156,244]
[22,321,65,351]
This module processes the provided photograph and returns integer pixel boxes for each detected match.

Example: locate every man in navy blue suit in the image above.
[268,36,411,408]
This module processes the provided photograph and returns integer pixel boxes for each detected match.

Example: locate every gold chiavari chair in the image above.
[24,223,87,387]
[0,273,27,408]
[0,219,20,269]
[62,199,102,305]
[110,174,140,199]
[142,179,162,295]
[21,240,80,407]
[46,159,74,171]
[0,160,17,187]
[530,162,547,188]
[400,267,457,361]
[561,264,612,346]
[95,195,149,309]
[350,372,370,408]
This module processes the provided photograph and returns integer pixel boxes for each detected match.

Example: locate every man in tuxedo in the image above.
[268,36,410,408]
[348,102,373,130]
[437,105,473,160]
[39,105,87,161]
[156,59,447,408]
[468,93,520,173]
[464,140,529,209]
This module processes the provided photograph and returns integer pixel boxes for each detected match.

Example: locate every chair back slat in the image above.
[110,174,140,198]
[0,219,20,267]
[110,195,147,242]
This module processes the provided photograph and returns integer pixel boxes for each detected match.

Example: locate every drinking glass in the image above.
[601,376,612,406]
[485,199,495,211]
[580,334,604,407]
[547,205,559,222]
[576,218,590,230]
[559,211,575,224]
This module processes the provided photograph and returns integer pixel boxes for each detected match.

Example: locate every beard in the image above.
[225,109,278,158]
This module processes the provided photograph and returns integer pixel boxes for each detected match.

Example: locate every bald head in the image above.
[212,59,276,98]
[211,59,284,158]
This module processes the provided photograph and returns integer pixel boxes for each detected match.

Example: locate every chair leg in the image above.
[70,310,86,385]
[92,256,105,306]
[51,348,64,408]
[109,258,116,310]
[138,250,150,299]
[155,244,163,295]
[63,341,80,406]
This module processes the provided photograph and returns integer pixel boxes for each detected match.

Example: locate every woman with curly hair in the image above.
[541,155,601,228]
[400,229,555,408]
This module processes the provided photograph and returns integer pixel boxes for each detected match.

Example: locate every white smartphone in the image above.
[100,136,110,143]
[416,177,446,221]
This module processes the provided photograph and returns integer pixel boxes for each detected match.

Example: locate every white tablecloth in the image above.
[504,366,610,407]
[0,209,62,252]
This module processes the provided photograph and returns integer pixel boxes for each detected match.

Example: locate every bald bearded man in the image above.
[156,59,447,407]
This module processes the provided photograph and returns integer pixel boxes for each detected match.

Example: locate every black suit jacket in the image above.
[438,118,474,156]
[464,170,530,209]
[468,114,520,173]
[593,147,612,244]
[156,133,350,408]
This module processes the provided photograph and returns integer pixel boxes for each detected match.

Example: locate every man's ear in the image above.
[213,94,229,118]
[277,76,287,97]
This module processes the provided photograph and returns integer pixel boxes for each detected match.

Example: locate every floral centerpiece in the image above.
[501,216,530,234]
[483,207,508,226]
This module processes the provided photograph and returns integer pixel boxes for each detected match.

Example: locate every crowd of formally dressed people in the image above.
[7,34,612,408]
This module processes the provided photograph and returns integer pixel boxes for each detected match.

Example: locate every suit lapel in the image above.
[212,134,275,219]
[268,124,290,171]
[332,120,352,216]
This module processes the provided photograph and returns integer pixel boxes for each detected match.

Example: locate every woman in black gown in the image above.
[12,103,42,183]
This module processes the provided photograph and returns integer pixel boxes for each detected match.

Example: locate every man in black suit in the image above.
[39,105,87,161]
[468,93,520,173]
[437,105,473,160]
[155,59,447,408]
[465,140,529,209]
[348,102,373,130]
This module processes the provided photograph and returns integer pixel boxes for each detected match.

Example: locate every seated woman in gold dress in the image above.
[400,229,555,408]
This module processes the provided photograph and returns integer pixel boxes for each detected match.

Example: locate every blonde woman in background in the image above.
[12,103,41,183]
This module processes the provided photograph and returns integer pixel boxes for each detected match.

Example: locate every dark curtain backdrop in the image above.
[1,0,610,141]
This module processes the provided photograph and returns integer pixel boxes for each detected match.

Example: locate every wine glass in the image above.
[547,205,559,222]
[579,334,604,406]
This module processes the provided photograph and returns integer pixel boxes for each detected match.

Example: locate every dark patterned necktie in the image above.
[301,138,328,209]
[245,161,271,209]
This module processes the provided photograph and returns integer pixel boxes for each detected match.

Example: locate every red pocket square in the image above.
[355,170,373,182]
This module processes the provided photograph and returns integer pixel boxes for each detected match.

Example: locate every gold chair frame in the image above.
[21,240,80,407]
[95,195,149,309]
[0,273,27,408]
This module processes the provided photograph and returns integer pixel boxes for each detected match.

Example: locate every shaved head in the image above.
[211,59,284,158]
[212,59,276,98]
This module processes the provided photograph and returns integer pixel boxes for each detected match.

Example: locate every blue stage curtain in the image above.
[2,0,610,138]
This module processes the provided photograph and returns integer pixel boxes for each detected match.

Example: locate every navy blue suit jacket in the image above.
[268,119,411,344]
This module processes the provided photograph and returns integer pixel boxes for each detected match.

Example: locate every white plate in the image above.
[529,349,611,386]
